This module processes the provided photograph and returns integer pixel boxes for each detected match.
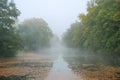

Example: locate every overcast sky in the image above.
[14,0,89,37]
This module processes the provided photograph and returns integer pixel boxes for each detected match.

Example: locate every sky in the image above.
[14,0,89,37]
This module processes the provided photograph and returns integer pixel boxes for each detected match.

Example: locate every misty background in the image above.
[14,0,89,37]
[0,0,120,80]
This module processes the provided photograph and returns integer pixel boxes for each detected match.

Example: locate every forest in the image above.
[0,0,120,80]
[63,0,120,55]
[0,0,119,57]
[0,0,120,57]
[0,0,53,57]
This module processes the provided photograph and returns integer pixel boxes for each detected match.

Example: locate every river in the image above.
[0,43,120,80]
[45,54,82,80]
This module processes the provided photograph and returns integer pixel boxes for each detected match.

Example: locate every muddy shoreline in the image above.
[0,53,55,80]
[64,53,120,80]
[0,53,120,80]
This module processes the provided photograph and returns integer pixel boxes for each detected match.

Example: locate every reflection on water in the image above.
[50,55,71,71]
[45,55,82,80]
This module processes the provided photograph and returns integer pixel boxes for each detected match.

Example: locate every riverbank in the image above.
[64,53,120,80]
[0,52,120,80]
[0,52,55,80]
[72,64,120,80]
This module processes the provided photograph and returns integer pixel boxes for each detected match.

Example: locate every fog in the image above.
[14,0,89,37]
[0,0,120,80]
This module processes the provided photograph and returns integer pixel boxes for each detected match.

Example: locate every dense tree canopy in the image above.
[63,0,120,55]
[19,18,53,51]
[0,0,21,57]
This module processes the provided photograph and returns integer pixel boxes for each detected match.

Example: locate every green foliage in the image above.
[63,0,120,55]
[0,0,21,57]
[18,18,53,51]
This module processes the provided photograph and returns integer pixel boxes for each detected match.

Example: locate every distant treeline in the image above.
[19,18,53,51]
[63,0,120,55]
[0,0,53,57]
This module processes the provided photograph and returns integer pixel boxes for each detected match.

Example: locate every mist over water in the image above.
[44,41,82,80]
[0,40,120,80]
[0,0,120,80]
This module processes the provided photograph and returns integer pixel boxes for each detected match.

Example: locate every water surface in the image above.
[45,55,82,80]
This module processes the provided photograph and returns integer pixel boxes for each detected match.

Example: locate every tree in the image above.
[63,0,120,55]
[0,0,21,57]
[19,18,53,51]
